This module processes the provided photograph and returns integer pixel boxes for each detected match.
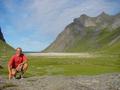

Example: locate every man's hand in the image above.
[8,73,12,80]
[16,64,23,72]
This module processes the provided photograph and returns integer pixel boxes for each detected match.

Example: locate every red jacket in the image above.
[8,54,27,68]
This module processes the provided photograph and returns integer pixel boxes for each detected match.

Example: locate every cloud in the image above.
[0,0,120,51]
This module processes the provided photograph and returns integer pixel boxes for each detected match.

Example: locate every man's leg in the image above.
[15,63,28,79]
[9,69,16,79]
[15,65,24,79]
[22,63,28,73]
[21,63,28,77]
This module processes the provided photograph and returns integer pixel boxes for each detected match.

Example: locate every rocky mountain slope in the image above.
[43,12,120,53]
[0,27,6,42]
[0,27,14,57]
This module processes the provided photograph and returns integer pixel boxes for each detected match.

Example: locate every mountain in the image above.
[0,27,6,42]
[43,12,120,54]
[0,27,14,57]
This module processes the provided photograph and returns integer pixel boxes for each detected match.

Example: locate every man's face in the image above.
[16,48,22,56]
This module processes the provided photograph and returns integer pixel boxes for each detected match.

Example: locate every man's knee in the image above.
[11,69,16,76]
[23,63,28,71]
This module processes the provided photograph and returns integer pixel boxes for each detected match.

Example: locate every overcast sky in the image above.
[0,0,120,51]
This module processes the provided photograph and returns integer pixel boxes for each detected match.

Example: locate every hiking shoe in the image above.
[12,76,16,80]
[15,72,21,79]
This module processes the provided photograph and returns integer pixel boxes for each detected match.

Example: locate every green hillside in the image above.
[0,28,14,58]
[0,39,14,57]
[44,12,120,54]
[65,27,120,54]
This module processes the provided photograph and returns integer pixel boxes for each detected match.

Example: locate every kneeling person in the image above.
[8,47,28,80]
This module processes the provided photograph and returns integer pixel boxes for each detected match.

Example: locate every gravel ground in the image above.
[0,73,120,90]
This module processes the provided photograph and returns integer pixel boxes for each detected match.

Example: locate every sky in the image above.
[0,0,120,51]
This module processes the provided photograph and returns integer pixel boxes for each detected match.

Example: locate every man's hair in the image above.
[16,47,22,52]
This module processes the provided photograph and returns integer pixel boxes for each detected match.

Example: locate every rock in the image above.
[1,73,120,90]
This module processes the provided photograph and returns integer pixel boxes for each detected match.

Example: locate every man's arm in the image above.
[8,56,14,80]
[21,55,28,65]
[8,65,12,80]
[21,60,28,65]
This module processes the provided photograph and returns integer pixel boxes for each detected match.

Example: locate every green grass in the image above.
[1,54,119,77]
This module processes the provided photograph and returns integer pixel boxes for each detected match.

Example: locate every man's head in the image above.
[16,47,22,56]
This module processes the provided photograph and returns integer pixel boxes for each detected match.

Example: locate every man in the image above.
[8,47,28,80]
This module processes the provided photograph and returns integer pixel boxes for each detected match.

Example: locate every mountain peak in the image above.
[80,14,89,19]
[0,27,6,42]
[98,12,110,17]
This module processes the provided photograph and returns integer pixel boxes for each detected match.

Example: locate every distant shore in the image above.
[26,52,100,58]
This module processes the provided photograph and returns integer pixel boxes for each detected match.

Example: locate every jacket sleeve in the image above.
[23,55,28,62]
[8,55,14,67]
